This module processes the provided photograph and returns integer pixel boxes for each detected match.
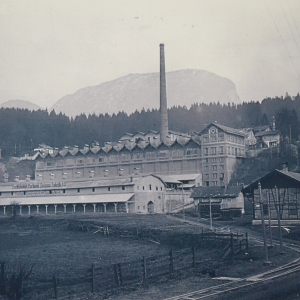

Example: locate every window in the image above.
[158,151,169,159]
[49,174,54,180]
[218,134,224,141]
[66,159,74,166]
[87,157,96,164]
[205,181,209,187]
[47,161,54,167]
[204,148,209,155]
[210,134,217,142]
[211,147,216,155]
[138,206,140,210]
[146,152,157,160]
[143,206,145,210]
[227,146,230,155]
[109,155,118,162]
[108,187,111,191]
[56,160,64,167]
[205,158,209,163]
[75,171,81,178]
[120,154,130,161]
[143,186,145,190]
[219,146,224,154]
[77,188,80,193]
[156,187,158,191]
[98,157,105,163]
[205,174,209,179]
[204,165,209,171]
[186,148,197,156]
[89,170,95,178]
[63,189,65,194]
[172,150,184,158]
[211,165,217,171]
[220,157,225,163]
[133,152,143,160]
[122,186,125,190]
[220,165,225,170]
[161,187,163,191]
[211,157,217,162]
[149,185,152,190]
[92,187,95,193]
[77,158,84,165]
[212,173,218,179]
[203,136,209,143]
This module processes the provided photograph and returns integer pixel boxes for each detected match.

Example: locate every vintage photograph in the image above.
[0,1,300,299]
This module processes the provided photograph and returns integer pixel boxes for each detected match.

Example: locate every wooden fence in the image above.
[0,230,248,299]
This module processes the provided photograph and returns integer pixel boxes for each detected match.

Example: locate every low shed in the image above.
[191,185,244,218]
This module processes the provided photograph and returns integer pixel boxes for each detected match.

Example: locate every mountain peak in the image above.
[51,69,240,117]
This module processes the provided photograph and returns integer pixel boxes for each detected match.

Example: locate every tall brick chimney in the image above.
[160,44,169,144]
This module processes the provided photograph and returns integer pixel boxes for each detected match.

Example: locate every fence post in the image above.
[192,247,195,267]
[142,256,147,282]
[91,264,95,293]
[53,274,58,300]
[169,250,174,275]
[230,233,234,259]
[246,233,249,251]
[114,263,122,287]
[0,262,5,295]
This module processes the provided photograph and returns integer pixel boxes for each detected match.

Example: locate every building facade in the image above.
[199,123,246,186]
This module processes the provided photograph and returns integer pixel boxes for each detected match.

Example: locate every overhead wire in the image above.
[279,0,300,54]
[265,3,300,78]
[287,0,300,40]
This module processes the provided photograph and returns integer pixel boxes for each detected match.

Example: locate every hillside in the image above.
[1,100,41,111]
[51,69,241,117]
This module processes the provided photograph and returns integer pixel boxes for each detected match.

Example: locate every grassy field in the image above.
[0,213,299,300]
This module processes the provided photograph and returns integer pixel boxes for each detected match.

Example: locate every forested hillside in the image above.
[0,93,299,158]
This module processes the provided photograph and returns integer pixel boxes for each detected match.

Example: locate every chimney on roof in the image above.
[160,44,169,144]
[282,162,288,172]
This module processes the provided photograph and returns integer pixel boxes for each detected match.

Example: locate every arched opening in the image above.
[147,201,154,214]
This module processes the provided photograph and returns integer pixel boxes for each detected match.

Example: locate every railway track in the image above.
[163,216,300,300]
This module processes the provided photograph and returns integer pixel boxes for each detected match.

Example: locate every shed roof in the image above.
[0,193,135,206]
[242,169,300,193]
[191,185,242,199]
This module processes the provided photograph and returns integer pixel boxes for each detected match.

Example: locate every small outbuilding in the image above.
[242,169,300,225]
[191,185,244,218]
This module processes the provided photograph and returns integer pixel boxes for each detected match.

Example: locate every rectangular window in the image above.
[210,134,217,142]
[158,151,169,159]
[211,157,217,163]
[205,174,209,179]
[212,173,218,179]
[211,147,216,155]
[122,186,125,190]
[186,148,197,156]
[220,165,225,170]
[77,158,84,165]
[149,185,152,190]
[108,187,111,191]
[218,134,224,141]
[47,161,54,167]
[203,136,209,143]
[211,165,217,171]
[205,158,209,163]
[204,165,209,171]
[204,148,209,155]
[219,146,224,154]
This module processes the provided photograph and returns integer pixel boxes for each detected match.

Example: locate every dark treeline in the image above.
[0,93,299,157]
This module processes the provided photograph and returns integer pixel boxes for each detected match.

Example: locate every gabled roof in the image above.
[169,140,184,148]
[191,185,243,199]
[182,138,201,147]
[242,169,300,193]
[255,130,280,137]
[156,141,170,150]
[201,123,247,137]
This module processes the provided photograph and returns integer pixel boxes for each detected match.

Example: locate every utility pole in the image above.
[209,197,213,230]
[267,190,273,247]
[182,183,185,220]
[275,186,284,254]
[258,182,271,265]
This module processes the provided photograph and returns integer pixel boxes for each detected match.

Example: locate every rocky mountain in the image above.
[51,69,241,117]
[1,100,41,111]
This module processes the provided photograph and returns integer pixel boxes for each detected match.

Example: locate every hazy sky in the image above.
[1,0,300,109]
